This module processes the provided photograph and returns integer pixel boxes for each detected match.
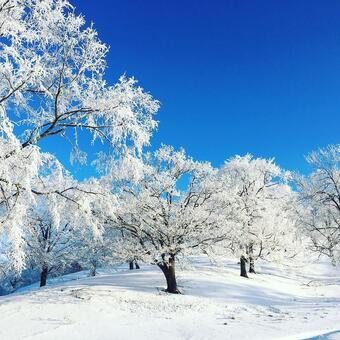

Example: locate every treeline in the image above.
[0,0,339,294]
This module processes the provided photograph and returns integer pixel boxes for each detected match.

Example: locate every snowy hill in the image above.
[1,257,340,340]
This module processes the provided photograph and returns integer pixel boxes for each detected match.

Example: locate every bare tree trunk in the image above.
[129,261,134,270]
[40,264,48,287]
[135,261,140,269]
[240,256,248,278]
[248,244,256,273]
[158,256,179,294]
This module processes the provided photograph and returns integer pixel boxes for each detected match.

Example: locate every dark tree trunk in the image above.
[90,263,97,276]
[10,276,19,290]
[158,256,179,294]
[248,244,256,274]
[249,258,256,273]
[240,256,249,278]
[129,260,140,270]
[40,264,48,287]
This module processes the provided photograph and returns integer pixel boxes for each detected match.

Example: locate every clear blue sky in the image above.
[52,0,340,176]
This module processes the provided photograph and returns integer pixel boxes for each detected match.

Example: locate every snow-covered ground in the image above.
[1,257,340,340]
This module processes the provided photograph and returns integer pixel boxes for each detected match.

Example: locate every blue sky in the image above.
[52,0,340,176]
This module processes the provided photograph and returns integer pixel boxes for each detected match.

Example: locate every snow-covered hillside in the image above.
[0,257,340,340]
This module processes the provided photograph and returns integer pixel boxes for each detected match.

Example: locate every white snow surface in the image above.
[1,257,340,340]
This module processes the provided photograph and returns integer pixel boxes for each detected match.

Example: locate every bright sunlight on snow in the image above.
[1,257,340,340]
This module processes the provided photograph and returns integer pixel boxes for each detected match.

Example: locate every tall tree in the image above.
[1,0,159,153]
[0,0,159,271]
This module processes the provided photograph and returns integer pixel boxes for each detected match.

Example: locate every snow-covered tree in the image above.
[217,155,300,277]
[0,0,159,272]
[295,145,340,265]
[1,0,159,154]
[22,158,114,286]
[104,145,228,293]
[77,226,119,277]
[0,0,25,38]
[24,207,78,287]
[0,136,44,271]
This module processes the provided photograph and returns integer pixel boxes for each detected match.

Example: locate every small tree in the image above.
[22,158,111,286]
[78,227,119,277]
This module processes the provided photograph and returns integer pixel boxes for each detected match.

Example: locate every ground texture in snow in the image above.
[1,257,340,340]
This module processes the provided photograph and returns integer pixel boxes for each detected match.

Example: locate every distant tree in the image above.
[295,145,340,265]
[78,227,119,277]
[217,155,301,277]
[22,158,112,286]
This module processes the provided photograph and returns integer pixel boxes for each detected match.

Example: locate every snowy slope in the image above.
[0,257,340,340]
